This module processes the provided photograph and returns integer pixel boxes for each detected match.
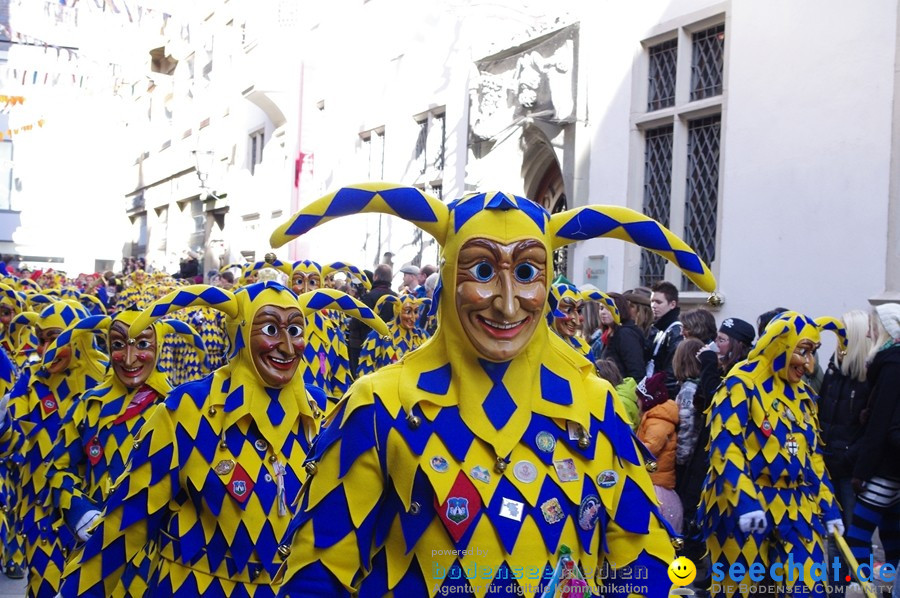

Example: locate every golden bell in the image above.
[208,406,217,416]
[578,436,590,449]
[133,441,141,450]
[269,455,277,463]
[305,461,318,476]
[407,414,421,430]
[277,544,292,558]
[219,440,228,450]
[495,458,508,473]
[264,252,278,264]
[646,460,658,473]
[671,537,684,550]
[706,292,724,307]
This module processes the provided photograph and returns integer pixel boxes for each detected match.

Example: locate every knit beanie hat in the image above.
[636,372,670,411]
[876,303,900,340]
[719,317,755,345]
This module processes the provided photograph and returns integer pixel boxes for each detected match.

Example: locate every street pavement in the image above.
[0,574,24,597]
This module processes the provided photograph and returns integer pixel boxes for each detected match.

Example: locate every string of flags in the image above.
[0,119,48,140]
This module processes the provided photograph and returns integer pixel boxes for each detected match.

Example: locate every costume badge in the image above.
[215,459,235,476]
[430,456,449,473]
[470,465,491,484]
[540,498,565,524]
[434,471,482,542]
[39,395,58,415]
[566,421,581,441]
[499,498,524,522]
[578,494,602,531]
[254,439,268,452]
[785,434,799,456]
[226,463,255,504]
[85,437,103,466]
[786,409,797,423]
[772,399,781,411]
[760,419,773,437]
[535,431,556,453]
[513,460,538,483]
[553,458,579,482]
[595,470,619,489]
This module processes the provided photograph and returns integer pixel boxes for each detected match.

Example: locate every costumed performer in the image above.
[357,293,431,376]
[547,284,619,362]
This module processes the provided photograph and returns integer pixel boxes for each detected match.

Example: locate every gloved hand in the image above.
[738,510,767,533]
[826,518,845,537]
[75,509,101,542]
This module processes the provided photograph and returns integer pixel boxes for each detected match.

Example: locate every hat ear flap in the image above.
[42,315,110,367]
[549,205,716,292]
[270,183,449,248]
[583,290,620,325]
[815,316,848,355]
[161,319,207,354]
[298,289,390,338]
[129,285,238,339]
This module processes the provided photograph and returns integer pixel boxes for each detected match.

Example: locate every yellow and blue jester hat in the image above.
[323,262,372,291]
[546,284,619,326]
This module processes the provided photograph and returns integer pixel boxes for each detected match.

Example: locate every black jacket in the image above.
[347,281,396,349]
[648,307,683,397]
[600,320,647,381]
[818,356,869,479]
[853,344,900,482]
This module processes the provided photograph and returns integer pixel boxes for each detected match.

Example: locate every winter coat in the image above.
[637,399,679,489]
[615,377,640,431]
[601,320,649,381]
[648,308,683,397]
[675,379,700,467]
[818,356,868,479]
[853,344,900,482]
[347,281,396,349]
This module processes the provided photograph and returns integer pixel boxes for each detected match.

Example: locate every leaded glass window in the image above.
[640,126,674,287]
[682,115,720,291]
[690,24,725,101]
[648,39,677,111]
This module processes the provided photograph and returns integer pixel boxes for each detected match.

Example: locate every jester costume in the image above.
[292,260,354,402]
[269,183,716,597]
[698,312,842,597]
[547,284,619,362]
[58,283,387,597]
[3,301,106,597]
[46,311,204,597]
[357,294,430,376]
[0,282,38,375]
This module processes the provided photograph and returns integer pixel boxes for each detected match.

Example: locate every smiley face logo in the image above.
[668,556,696,586]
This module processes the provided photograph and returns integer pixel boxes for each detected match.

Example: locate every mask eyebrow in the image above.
[512,239,545,260]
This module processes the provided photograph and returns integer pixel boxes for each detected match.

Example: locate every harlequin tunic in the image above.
[357,323,429,376]
[59,364,319,597]
[277,328,676,598]
[299,310,352,402]
[698,312,839,597]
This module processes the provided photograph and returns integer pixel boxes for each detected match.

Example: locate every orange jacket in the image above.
[637,399,679,489]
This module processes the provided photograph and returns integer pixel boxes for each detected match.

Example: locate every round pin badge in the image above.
[595,469,619,489]
[535,431,556,453]
[254,439,268,451]
[430,456,449,473]
[578,494,602,531]
[513,460,538,483]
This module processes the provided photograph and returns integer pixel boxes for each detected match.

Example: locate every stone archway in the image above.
[523,130,568,278]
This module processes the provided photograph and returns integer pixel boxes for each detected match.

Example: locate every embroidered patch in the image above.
[513,460,538,483]
[499,498,524,522]
[434,471,482,542]
[595,470,619,488]
[470,465,491,484]
[226,463,255,504]
[535,431,556,453]
[40,395,58,415]
[85,437,103,466]
[553,458,579,482]
[578,494,602,531]
[786,434,799,456]
[540,498,565,524]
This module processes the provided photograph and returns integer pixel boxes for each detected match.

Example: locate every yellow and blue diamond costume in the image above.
[292,261,355,403]
[357,294,430,376]
[269,182,716,597]
[0,283,38,374]
[1,301,106,598]
[46,311,203,598]
[57,283,387,597]
[547,284,619,362]
[698,312,840,597]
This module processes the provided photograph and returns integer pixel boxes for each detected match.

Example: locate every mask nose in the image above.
[492,271,518,319]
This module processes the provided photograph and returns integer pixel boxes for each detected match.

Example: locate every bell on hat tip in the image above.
[646,460,658,473]
[264,252,277,264]
[706,292,724,308]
